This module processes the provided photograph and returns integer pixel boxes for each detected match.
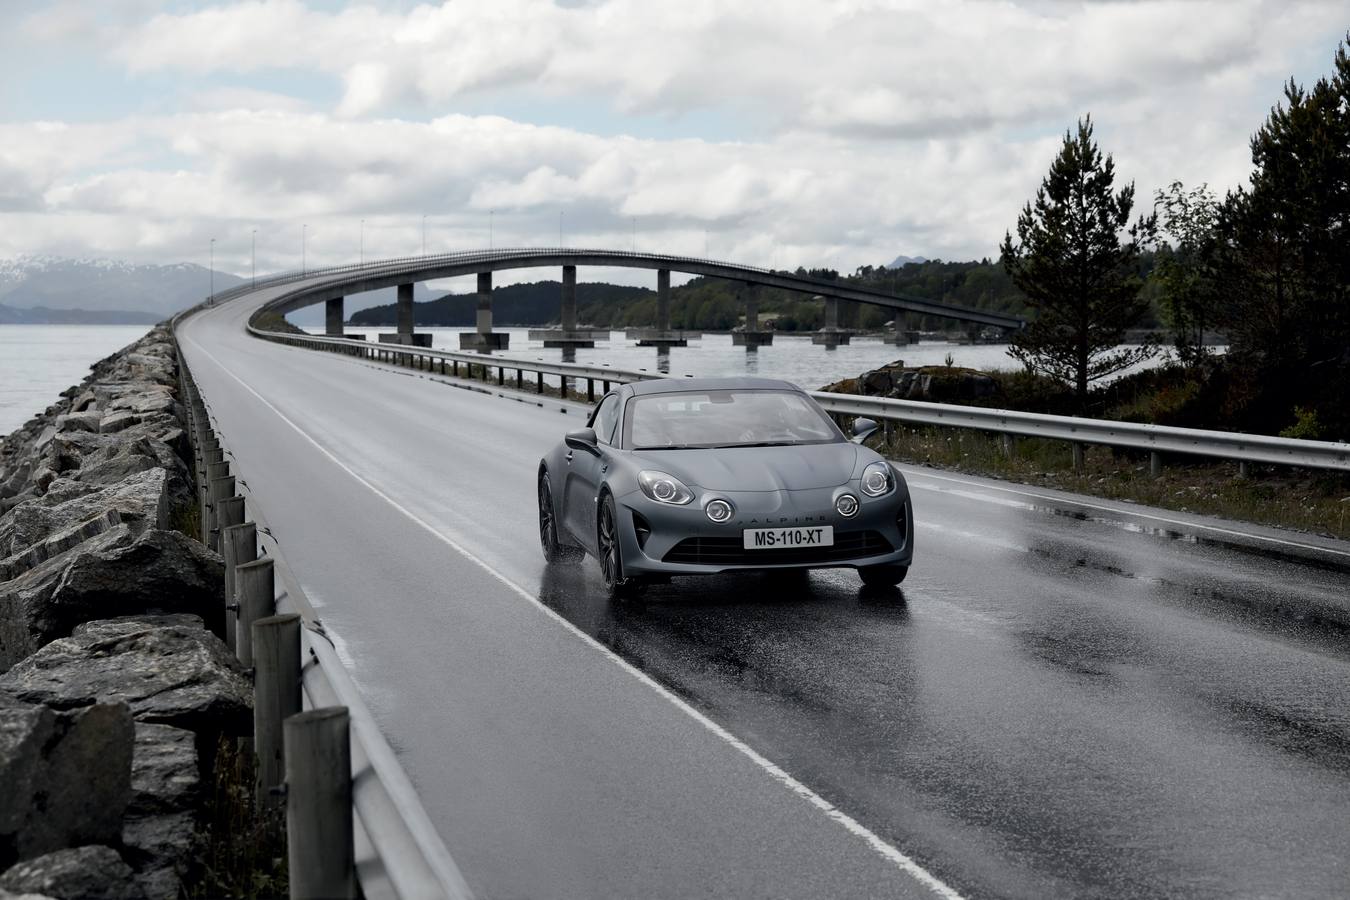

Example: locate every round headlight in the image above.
[638,470,694,505]
[705,499,733,523]
[835,493,859,517]
[653,479,677,501]
[861,461,891,497]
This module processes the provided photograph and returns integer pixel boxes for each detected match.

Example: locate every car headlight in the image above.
[638,470,694,505]
[860,461,892,497]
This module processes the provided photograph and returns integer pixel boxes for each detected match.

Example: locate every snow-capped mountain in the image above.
[0,255,244,319]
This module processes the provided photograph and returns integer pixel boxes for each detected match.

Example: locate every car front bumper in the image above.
[614,483,913,577]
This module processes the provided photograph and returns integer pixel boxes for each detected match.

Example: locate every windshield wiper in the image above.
[715,441,797,448]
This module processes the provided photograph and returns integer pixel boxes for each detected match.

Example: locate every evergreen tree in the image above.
[1217,35,1350,435]
[1001,117,1156,407]
[1153,181,1220,365]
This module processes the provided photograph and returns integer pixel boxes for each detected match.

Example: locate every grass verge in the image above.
[878,424,1350,541]
[190,736,288,899]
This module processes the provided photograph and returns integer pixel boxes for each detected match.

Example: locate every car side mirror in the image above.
[851,417,879,444]
[565,427,600,454]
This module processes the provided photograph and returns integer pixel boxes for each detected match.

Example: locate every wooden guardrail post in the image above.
[234,557,275,666]
[1071,442,1085,473]
[1150,451,1163,478]
[253,613,302,803]
[206,476,235,552]
[221,522,257,652]
[285,707,356,900]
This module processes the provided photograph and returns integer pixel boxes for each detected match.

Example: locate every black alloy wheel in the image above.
[598,493,642,598]
[538,472,581,563]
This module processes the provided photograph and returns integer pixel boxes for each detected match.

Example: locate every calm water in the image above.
[310,326,1032,389]
[0,325,152,437]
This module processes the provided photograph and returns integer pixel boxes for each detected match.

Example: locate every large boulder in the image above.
[122,724,200,900]
[0,469,169,559]
[0,847,141,900]
[0,527,224,670]
[0,616,251,736]
[0,698,134,868]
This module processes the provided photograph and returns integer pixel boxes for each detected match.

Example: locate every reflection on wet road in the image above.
[183,294,1350,899]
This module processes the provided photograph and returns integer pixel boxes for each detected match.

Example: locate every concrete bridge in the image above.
[271,247,1024,352]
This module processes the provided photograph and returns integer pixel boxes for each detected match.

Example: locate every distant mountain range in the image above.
[0,303,161,325]
[0,255,243,321]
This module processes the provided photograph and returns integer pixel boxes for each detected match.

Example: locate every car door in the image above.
[563,393,619,551]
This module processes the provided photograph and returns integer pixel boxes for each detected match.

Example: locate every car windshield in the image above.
[626,389,842,450]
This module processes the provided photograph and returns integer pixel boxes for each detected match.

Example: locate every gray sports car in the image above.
[538,377,913,596]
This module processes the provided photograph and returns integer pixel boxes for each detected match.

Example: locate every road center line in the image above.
[182,329,964,900]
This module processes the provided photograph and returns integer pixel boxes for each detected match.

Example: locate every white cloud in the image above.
[0,0,1345,283]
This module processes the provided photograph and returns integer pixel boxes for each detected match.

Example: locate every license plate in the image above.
[742,526,834,550]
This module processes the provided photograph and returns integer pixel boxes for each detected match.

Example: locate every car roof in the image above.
[625,376,803,396]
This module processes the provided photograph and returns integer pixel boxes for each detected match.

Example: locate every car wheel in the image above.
[858,564,908,587]
[598,493,643,599]
[539,472,582,564]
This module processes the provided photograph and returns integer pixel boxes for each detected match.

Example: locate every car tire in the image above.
[858,564,908,587]
[539,472,582,564]
[598,492,643,599]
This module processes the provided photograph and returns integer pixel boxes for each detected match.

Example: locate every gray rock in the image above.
[70,391,98,413]
[0,617,251,736]
[0,700,133,867]
[0,468,168,558]
[128,723,199,817]
[0,847,142,900]
[0,888,59,899]
[0,509,122,582]
[53,413,101,435]
[121,814,195,900]
[97,413,139,435]
[0,526,224,671]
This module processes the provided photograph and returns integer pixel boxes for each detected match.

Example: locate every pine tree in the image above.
[1217,35,1350,435]
[1001,117,1156,408]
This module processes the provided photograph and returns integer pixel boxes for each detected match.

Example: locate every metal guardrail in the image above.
[171,308,474,900]
[251,325,1350,473]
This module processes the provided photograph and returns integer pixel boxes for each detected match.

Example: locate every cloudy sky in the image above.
[1,0,1346,288]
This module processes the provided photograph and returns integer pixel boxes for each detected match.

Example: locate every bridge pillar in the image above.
[732,282,773,348]
[631,267,691,348]
[377,283,432,347]
[460,271,509,352]
[325,297,344,337]
[529,264,600,348]
[812,294,851,347]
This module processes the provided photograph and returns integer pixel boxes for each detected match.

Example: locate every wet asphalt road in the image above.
[181,288,1350,899]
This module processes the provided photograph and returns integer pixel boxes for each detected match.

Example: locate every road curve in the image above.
[180,284,1350,899]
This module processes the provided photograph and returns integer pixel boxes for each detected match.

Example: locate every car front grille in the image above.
[662,530,893,566]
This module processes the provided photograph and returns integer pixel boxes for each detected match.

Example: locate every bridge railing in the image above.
[172,308,474,900]
[248,326,1350,473]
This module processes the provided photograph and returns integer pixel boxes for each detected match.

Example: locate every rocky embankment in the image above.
[0,326,249,899]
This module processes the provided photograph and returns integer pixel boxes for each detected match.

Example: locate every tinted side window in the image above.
[591,394,619,445]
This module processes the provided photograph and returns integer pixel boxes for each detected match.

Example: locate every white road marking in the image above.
[902,467,1350,560]
[181,332,963,900]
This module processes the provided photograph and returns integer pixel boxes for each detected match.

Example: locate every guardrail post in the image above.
[1239,460,1250,479]
[537,371,544,394]
[1071,442,1085,473]
[215,494,245,549]
[517,368,524,390]
[235,557,276,666]
[206,472,234,551]
[253,613,301,803]
[1150,451,1163,478]
[587,378,595,402]
[285,707,356,900]
[222,522,257,653]
[497,365,505,385]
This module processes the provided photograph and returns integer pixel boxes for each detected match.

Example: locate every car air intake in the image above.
[662,530,893,566]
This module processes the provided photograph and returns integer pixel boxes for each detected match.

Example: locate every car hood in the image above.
[634,443,859,491]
